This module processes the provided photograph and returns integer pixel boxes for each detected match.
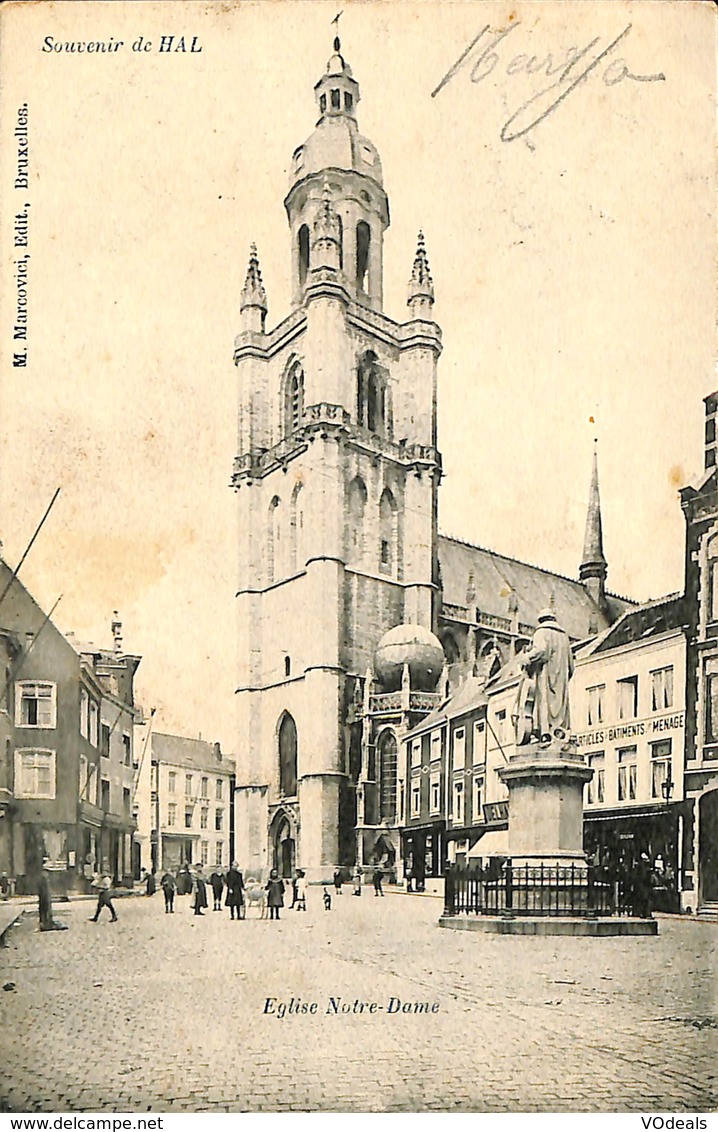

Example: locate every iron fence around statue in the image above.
[443,862,646,918]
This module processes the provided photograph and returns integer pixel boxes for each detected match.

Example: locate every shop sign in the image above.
[576,712,684,748]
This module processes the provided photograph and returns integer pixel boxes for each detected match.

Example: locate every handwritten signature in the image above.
[432,23,665,143]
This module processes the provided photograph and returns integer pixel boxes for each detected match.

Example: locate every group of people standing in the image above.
[143,863,246,918]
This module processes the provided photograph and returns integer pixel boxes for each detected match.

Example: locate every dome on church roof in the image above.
[292,120,383,188]
[374,624,445,692]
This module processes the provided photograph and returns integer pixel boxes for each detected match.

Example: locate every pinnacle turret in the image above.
[407,231,435,315]
[580,443,608,611]
[311,183,342,270]
[240,244,268,333]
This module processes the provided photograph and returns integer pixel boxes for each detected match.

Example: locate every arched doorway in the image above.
[272,813,295,879]
[699,789,718,904]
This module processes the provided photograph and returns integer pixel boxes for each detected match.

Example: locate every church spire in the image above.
[407,231,434,316]
[580,442,608,610]
[240,244,268,333]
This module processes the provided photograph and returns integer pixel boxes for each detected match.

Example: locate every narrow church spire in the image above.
[407,231,434,316]
[240,244,268,333]
[580,442,608,610]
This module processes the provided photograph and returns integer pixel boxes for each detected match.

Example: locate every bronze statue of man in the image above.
[515,609,574,745]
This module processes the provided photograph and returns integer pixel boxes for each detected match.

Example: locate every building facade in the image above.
[232,40,631,880]
[132,729,235,875]
[680,392,718,914]
[0,558,140,893]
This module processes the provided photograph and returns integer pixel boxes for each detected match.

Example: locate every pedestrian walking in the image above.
[209,869,224,911]
[90,874,118,923]
[266,868,285,921]
[353,866,362,896]
[295,870,307,911]
[225,862,245,920]
[160,871,176,913]
[333,867,343,895]
[146,871,156,897]
[177,863,192,896]
[290,873,298,909]
[372,866,384,896]
[193,868,208,916]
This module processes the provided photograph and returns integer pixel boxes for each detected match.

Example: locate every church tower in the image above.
[232,38,443,879]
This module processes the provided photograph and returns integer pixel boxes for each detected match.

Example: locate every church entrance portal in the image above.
[272,814,295,878]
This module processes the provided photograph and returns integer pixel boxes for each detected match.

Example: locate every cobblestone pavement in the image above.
[0,891,716,1113]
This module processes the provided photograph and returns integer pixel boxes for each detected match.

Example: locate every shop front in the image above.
[583,802,688,913]
[401,822,444,888]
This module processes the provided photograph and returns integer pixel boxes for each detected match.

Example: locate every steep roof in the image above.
[585,593,687,655]
[152,732,236,776]
[437,534,632,641]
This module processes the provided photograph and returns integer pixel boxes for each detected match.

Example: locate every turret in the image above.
[284,37,390,310]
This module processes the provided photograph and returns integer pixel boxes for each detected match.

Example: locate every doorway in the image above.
[699,790,718,903]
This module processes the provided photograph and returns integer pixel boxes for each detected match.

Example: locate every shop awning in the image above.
[467,828,510,857]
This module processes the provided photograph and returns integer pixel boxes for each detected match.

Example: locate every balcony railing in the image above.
[232,403,441,485]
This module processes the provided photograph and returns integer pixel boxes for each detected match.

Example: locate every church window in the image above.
[289,481,305,571]
[331,89,341,110]
[268,496,282,584]
[356,221,370,292]
[284,656,291,677]
[278,712,298,797]
[344,91,353,111]
[347,477,367,562]
[442,634,460,666]
[379,488,397,575]
[284,364,304,436]
[298,225,310,289]
[320,93,327,114]
[356,352,388,436]
[336,213,343,269]
[378,730,398,823]
[706,673,718,743]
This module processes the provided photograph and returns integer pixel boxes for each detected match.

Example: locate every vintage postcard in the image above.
[0,0,715,1117]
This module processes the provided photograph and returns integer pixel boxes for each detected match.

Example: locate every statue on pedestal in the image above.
[514,609,574,745]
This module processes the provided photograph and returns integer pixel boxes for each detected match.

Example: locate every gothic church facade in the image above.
[232,40,623,879]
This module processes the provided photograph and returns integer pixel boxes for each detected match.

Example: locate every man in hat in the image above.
[518,609,574,744]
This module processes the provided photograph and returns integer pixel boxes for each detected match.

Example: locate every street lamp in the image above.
[661,776,674,803]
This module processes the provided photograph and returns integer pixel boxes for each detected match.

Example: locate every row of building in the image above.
[0,558,236,894]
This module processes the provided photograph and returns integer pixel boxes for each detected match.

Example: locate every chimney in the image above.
[111,611,123,655]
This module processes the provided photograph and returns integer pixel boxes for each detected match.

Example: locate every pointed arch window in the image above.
[284,363,304,437]
[290,482,305,572]
[347,477,367,563]
[379,487,398,576]
[278,712,298,798]
[298,224,310,290]
[356,221,370,292]
[378,730,398,823]
[356,352,389,437]
[267,496,282,584]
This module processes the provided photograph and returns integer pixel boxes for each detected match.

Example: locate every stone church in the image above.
[232,39,628,880]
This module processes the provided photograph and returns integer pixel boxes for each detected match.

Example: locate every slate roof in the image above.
[437,534,633,641]
[152,732,236,776]
[586,594,687,655]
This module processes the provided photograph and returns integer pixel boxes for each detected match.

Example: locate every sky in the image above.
[0,1,714,750]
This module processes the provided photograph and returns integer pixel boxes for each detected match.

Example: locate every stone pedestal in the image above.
[498,739,592,869]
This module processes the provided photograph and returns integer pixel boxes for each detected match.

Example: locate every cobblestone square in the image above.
[0,892,716,1113]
